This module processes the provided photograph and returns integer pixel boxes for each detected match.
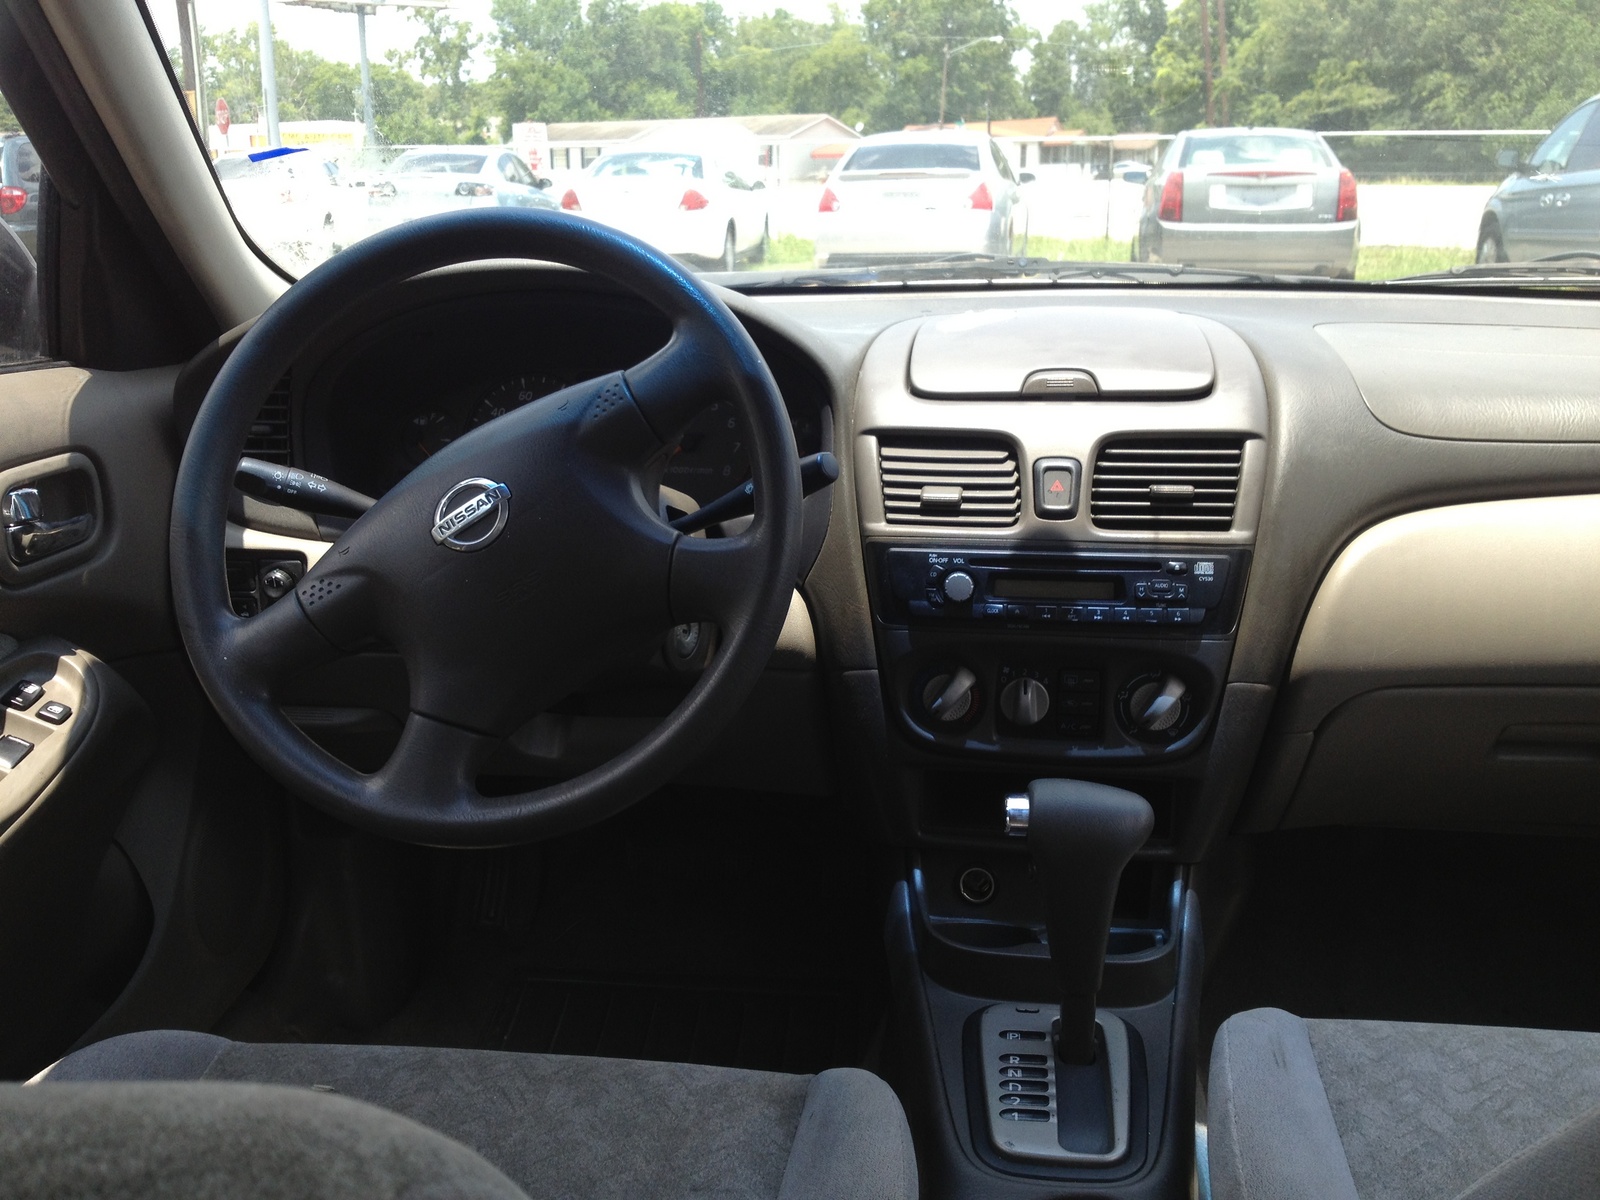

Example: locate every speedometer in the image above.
[469,373,568,429]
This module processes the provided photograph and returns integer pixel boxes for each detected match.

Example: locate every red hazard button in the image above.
[1034,459,1079,519]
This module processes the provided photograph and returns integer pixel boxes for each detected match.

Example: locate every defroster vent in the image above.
[245,375,293,465]
[1091,438,1243,531]
[879,436,1020,527]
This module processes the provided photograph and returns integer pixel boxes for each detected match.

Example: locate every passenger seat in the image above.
[1207,1007,1600,1199]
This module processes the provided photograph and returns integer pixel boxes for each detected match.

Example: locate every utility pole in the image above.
[357,4,375,144]
[940,35,1003,128]
[694,29,706,118]
[1199,0,1213,125]
[1215,0,1229,125]
[256,0,281,146]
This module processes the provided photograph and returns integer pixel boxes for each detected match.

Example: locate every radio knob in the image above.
[999,676,1052,727]
[942,571,976,603]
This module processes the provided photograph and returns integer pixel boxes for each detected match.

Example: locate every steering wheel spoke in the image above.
[669,532,770,624]
[624,328,736,445]
[370,712,498,820]
[217,589,341,697]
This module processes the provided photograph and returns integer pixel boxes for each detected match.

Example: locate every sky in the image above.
[151,0,1085,77]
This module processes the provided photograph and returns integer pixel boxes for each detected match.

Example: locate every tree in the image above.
[393,11,487,141]
[860,0,1030,130]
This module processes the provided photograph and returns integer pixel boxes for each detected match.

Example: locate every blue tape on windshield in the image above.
[247,146,309,163]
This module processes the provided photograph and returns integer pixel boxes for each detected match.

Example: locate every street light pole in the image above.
[939,35,1003,128]
[357,4,375,145]
[257,0,281,146]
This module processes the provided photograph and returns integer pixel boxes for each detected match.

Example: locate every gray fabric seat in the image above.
[29,1031,918,1200]
[1207,1007,1600,1200]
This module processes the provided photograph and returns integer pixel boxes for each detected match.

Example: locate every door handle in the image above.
[3,488,94,564]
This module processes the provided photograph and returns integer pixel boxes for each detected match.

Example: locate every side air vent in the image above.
[244,375,293,464]
[1091,437,1243,531]
[879,436,1021,527]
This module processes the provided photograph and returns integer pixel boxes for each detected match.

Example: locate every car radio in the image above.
[873,546,1241,634]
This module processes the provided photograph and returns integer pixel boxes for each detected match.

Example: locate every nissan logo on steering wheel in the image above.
[431,478,511,551]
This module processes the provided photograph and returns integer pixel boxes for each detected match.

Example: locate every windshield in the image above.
[148,0,1600,288]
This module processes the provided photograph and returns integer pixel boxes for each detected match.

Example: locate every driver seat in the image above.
[19,1030,919,1200]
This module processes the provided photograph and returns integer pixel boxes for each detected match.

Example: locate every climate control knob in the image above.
[1118,673,1190,740]
[922,666,980,725]
[941,571,976,603]
[998,676,1052,727]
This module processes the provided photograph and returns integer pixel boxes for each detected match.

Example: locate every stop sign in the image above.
[215,97,230,136]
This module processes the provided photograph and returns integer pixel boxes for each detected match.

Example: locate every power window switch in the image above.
[36,701,71,725]
[0,735,33,771]
[3,681,42,711]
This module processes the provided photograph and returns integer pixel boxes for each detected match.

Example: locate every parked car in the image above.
[1135,127,1359,277]
[1112,159,1151,184]
[556,146,770,271]
[368,146,559,227]
[814,130,1030,267]
[0,133,42,254]
[1478,95,1600,263]
[215,147,349,272]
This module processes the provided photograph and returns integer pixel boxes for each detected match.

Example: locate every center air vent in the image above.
[879,436,1020,527]
[244,375,293,464]
[1091,438,1243,531]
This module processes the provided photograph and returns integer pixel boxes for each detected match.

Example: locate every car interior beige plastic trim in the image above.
[1318,322,1600,442]
[225,523,331,568]
[1283,493,1600,731]
[853,309,1269,545]
[40,0,282,326]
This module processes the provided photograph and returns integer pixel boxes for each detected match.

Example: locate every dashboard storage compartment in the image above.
[1273,686,1600,833]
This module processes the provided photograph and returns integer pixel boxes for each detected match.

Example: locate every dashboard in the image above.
[170,265,1600,858]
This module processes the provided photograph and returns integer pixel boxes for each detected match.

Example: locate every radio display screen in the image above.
[991,576,1117,601]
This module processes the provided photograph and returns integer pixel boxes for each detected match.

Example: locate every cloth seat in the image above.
[27,1031,919,1200]
[1207,1007,1600,1200]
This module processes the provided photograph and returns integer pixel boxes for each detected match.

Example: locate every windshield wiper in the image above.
[737,256,1297,289]
[1390,255,1600,285]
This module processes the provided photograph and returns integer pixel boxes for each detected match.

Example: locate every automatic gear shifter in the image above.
[976,779,1152,1166]
[1007,779,1154,1063]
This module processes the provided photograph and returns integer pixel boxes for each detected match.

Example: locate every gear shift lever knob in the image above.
[1007,780,1153,1064]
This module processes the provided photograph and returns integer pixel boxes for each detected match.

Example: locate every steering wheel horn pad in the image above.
[171,210,803,846]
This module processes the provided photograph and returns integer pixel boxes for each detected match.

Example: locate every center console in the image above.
[849,306,1270,1198]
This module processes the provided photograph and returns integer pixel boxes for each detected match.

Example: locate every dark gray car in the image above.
[0,134,40,255]
[1478,96,1600,263]
[1136,128,1359,278]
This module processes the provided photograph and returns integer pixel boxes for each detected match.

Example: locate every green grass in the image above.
[1024,235,1134,263]
[1355,244,1475,280]
[761,233,816,268]
[746,233,1473,280]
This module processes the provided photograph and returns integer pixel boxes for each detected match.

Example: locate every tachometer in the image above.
[664,401,750,498]
[469,373,568,428]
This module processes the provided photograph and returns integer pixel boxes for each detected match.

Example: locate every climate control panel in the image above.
[870,541,1244,761]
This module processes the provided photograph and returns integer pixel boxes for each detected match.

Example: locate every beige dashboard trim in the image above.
[851,309,1269,545]
[226,523,331,568]
[1283,493,1600,730]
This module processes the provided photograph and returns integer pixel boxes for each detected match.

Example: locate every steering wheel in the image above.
[171,210,804,846]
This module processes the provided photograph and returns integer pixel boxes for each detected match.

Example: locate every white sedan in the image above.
[558,148,771,271]
[814,130,1030,268]
[214,148,350,272]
